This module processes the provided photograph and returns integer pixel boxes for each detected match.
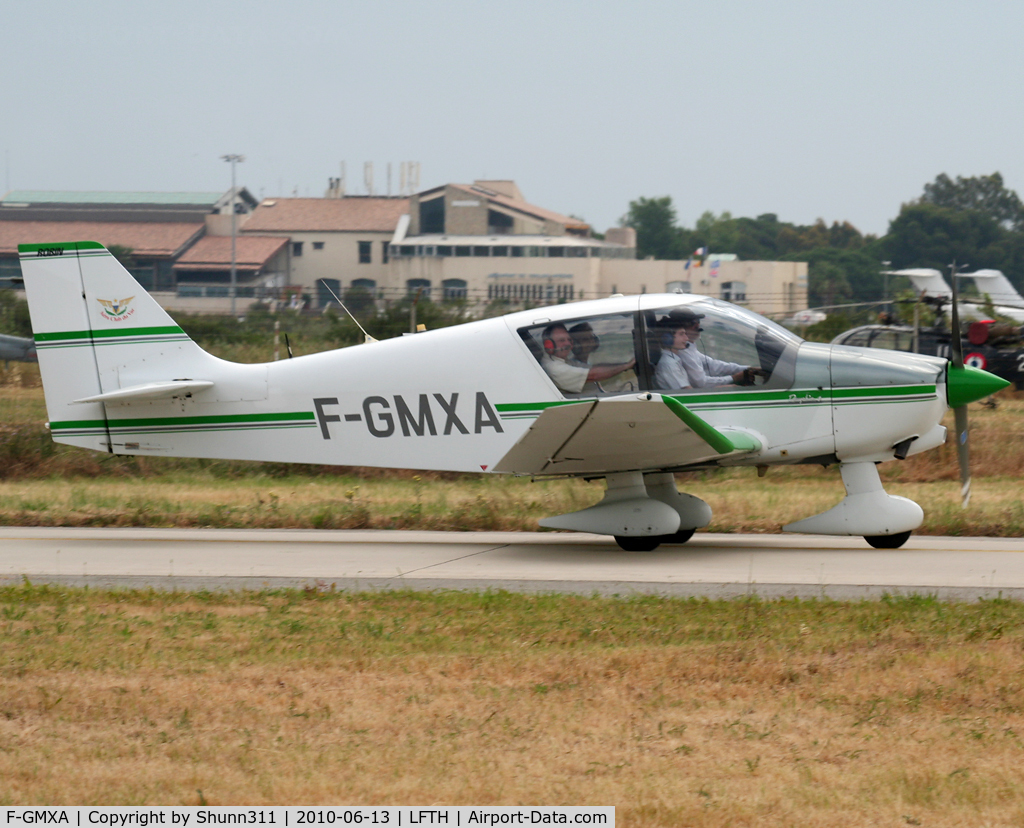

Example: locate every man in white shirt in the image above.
[653,309,760,390]
[539,323,636,394]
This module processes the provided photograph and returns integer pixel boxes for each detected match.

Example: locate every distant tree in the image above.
[343,286,376,317]
[693,210,741,255]
[107,245,136,270]
[781,248,883,305]
[921,172,1024,230]
[0,290,32,336]
[883,202,1006,274]
[621,196,683,259]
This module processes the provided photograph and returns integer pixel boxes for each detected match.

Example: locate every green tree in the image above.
[921,172,1024,230]
[621,196,683,259]
[107,245,136,270]
[883,202,1006,274]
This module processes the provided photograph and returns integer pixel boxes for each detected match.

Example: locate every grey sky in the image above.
[4,0,1022,238]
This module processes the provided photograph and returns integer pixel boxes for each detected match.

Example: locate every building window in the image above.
[442,279,467,301]
[407,279,431,298]
[437,245,452,257]
[455,246,471,257]
[472,246,490,257]
[548,247,565,257]
[487,209,514,235]
[420,197,445,234]
[292,242,303,257]
[381,241,389,264]
[346,279,377,313]
[358,241,372,264]
[316,278,341,308]
[492,246,509,257]
[313,241,325,251]
[720,281,747,302]
[510,247,524,257]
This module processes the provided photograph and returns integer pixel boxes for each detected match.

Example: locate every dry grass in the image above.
[3,587,1024,825]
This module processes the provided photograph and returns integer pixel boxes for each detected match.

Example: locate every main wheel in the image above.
[659,528,696,544]
[614,535,662,552]
[864,531,912,549]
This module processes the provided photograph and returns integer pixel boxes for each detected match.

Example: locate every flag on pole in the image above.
[684,256,693,270]
[710,257,720,278]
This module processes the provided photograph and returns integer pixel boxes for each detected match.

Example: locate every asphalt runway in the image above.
[2,527,1024,600]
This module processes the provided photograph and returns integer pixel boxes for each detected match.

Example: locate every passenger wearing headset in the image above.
[654,309,762,390]
[568,321,639,394]
[540,322,636,394]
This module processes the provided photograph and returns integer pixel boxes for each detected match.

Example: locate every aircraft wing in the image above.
[492,394,761,476]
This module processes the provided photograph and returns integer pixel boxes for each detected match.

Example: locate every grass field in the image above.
[3,585,1024,824]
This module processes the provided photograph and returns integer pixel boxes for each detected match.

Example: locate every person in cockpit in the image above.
[540,323,636,394]
[654,309,762,390]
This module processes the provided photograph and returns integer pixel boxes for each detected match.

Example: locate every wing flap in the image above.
[493,394,760,475]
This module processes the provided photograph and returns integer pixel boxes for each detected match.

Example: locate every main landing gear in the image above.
[614,527,696,552]
[538,471,711,552]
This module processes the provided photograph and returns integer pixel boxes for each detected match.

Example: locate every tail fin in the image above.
[890,268,952,299]
[19,241,207,450]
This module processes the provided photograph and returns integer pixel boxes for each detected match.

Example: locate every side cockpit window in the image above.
[646,301,800,393]
[519,312,640,397]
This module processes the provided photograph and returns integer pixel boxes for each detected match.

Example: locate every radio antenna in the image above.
[317,280,377,343]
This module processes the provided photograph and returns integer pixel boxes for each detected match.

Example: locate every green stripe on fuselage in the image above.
[50,411,315,432]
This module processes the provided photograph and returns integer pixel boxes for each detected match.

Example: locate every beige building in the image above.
[235,180,808,318]
[240,197,408,305]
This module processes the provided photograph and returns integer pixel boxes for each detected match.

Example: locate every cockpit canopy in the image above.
[518,297,802,397]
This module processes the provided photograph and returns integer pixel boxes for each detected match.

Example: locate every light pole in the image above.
[221,154,245,316]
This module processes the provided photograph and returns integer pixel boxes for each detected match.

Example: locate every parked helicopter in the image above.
[18,242,1008,550]
[0,332,36,362]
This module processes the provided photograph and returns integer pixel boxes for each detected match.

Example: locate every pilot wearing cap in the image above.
[654,308,761,390]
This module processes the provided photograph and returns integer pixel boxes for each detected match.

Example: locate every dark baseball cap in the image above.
[657,308,705,329]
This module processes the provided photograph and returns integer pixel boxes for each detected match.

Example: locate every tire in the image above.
[864,531,912,549]
[659,528,697,545]
[614,535,662,552]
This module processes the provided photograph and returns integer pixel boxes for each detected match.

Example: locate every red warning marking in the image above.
[480,465,488,470]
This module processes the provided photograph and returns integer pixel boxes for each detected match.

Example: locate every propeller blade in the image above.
[954,403,971,508]
[948,261,969,507]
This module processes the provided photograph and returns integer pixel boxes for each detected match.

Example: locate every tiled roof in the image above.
[173,235,288,271]
[0,221,204,257]
[448,184,589,230]
[2,190,225,206]
[242,197,409,232]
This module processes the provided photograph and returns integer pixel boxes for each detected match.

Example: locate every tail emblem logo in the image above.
[97,296,136,321]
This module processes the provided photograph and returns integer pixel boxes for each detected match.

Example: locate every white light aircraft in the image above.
[19,242,1009,550]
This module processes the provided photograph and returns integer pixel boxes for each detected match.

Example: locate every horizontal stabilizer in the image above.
[493,394,760,475]
[74,380,214,405]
